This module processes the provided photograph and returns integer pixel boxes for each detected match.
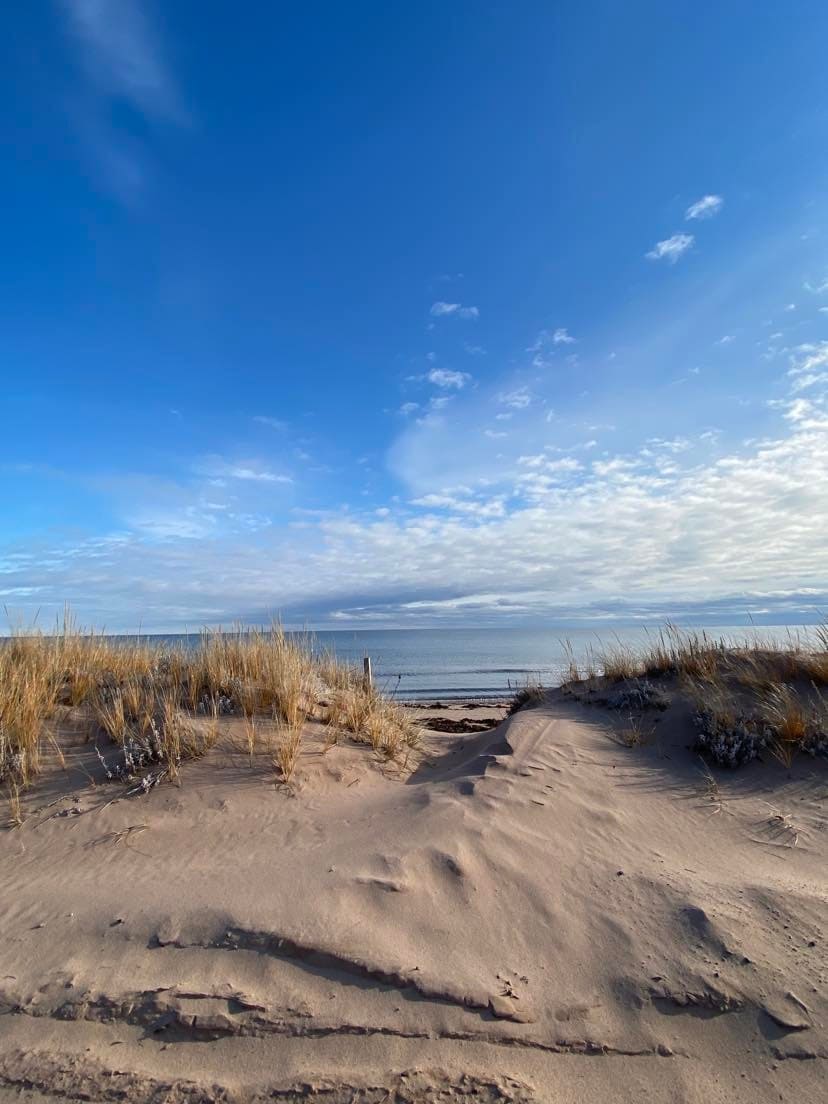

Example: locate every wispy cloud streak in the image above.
[685,194,723,220]
[646,233,694,263]
[58,0,186,202]
[430,301,479,319]
[60,0,182,119]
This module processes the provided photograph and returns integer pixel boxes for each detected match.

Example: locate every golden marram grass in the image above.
[0,614,420,816]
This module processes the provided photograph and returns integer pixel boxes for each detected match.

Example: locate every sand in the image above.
[0,689,825,1102]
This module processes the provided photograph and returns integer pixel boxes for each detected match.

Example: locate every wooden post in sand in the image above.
[363,655,372,691]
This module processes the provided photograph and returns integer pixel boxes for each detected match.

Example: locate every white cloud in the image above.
[483,429,508,439]
[527,332,555,369]
[646,233,694,264]
[685,194,724,220]
[430,301,479,320]
[497,387,532,409]
[414,394,454,424]
[716,335,735,345]
[517,454,581,474]
[410,492,506,518]
[253,416,288,430]
[399,402,419,416]
[125,509,218,541]
[788,342,828,393]
[231,468,292,484]
[513,455,582,497]
[195,456,293,484]
[428,367,471,389]
[803,278,828,294]
[526,328,576,366]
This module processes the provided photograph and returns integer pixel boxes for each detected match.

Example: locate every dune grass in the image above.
[562,622,828,768]
[0,634,62,785]
[562,623,827,689]
[1,616,421,818]
[507,680,545,716]
[324,684,421,766]
[275,722,304,786]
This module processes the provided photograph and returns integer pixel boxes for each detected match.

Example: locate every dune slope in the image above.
[1,694,825,1102]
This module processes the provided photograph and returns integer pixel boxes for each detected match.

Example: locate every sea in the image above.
[133,625,818,702]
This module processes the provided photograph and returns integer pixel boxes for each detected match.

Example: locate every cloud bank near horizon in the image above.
[3,347,826,631]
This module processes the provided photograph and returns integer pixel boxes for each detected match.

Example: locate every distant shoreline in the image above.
[402,697,512,709]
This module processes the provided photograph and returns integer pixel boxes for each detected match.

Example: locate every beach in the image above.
[1,630,826,1101]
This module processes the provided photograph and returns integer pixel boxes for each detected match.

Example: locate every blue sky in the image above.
[2,1,828,631]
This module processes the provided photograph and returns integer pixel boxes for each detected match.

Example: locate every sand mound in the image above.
[1,693,825,1101]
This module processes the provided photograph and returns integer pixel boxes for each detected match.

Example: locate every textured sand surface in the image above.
[1,692,825,1101]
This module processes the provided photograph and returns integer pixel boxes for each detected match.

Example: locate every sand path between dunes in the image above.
[1,695,825,1102]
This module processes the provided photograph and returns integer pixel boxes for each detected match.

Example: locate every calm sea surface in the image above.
[130,625,817,701]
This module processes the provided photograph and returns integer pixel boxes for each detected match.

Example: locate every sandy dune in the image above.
[1,691,825,1102]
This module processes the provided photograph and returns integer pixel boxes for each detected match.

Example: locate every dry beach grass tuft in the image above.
[0,614,423,820]
[553,622,828,768]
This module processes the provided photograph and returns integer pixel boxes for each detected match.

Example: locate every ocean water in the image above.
[136,625,816,702]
